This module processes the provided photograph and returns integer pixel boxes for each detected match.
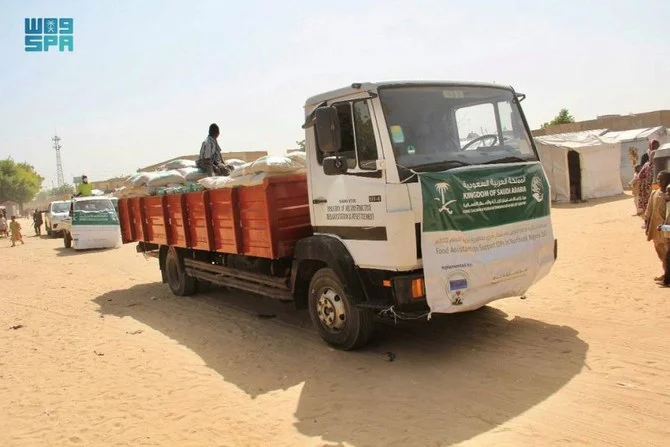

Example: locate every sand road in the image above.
[1,194,668,446]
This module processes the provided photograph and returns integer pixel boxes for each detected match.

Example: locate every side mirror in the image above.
[315,106,341,154]
[323,155,349,176]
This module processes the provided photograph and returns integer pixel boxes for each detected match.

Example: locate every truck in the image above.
[118,81,558,350]
[45,199,72,237]
[62,196,122,250]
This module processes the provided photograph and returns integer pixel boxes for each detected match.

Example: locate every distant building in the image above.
[533,110,670,137]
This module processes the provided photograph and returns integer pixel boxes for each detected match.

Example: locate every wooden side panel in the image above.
[118,198,135,243]
[185,191,213,251]
[209,188,242,254]
[142,195,168,244]
[128,197,145,242]
[238,184,273,258]
[165,194,188,248]
[266,175,312,258]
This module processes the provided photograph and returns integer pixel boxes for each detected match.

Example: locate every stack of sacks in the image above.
[198,154,306,190]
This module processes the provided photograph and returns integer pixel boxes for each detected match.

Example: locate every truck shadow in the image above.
[54,247,119,257]
[93,283,588,446]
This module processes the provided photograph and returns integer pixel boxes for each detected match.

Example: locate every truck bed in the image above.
[118,174,312,259]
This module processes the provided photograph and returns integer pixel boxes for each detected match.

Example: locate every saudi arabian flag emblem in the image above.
[419,162,555,314]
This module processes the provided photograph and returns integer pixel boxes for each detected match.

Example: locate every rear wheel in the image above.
[308,268,374,350]
[63,232,72,248]
[165,248,197,296]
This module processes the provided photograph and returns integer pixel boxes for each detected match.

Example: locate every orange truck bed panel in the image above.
[118,174,312,259]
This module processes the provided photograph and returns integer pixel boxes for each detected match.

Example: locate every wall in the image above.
[533,110,670,137]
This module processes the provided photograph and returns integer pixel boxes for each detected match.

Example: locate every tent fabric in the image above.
[600,126,669,186]
[535,130,623,203]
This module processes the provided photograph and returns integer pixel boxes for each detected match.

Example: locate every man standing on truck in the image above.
[197,123,230,177]
[76,175,93,197]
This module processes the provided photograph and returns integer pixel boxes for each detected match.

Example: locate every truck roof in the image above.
[304,80,515,108]
[73,196,113,203]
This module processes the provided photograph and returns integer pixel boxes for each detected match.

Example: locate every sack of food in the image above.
[162,159,196,170]
[146,170,186,187]
[286,152,306,167]
[130,172,155,187]
[178,167,208,182]
[248,155,300,174]
[198,176,230,190]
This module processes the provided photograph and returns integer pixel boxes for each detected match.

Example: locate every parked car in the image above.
[44,200,72,237]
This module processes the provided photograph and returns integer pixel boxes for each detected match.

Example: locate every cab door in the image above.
[308,98,397,269]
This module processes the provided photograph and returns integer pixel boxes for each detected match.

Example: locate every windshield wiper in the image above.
[410,160,471,172]
[484,156,531,165]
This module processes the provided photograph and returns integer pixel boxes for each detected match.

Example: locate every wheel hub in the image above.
[317,288,346,331]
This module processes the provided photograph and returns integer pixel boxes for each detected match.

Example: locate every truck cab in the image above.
[299,82,554,315]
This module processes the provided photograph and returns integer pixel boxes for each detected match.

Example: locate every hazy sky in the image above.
[1,0,669,187]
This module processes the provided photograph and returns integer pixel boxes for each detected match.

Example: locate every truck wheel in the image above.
[165,248,197,296]
[63,232,72,248]
[46,225,53,237]
[308,268,374,350]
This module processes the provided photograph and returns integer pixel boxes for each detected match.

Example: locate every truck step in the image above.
[183,258,293,301]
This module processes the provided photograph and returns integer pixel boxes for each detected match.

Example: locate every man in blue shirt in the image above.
[197,123,230,176]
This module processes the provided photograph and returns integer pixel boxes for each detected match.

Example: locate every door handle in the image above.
[312,198,327,204]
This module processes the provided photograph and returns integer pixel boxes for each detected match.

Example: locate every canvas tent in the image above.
[535,129,623,203]
[599,126,669,187]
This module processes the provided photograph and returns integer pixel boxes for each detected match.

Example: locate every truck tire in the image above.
[46,224,53,237]
[63,232,72,248]
[308,268,374,350]
[165,248,197,296]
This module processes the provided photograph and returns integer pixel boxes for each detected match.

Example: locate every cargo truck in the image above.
[119,81,558,350]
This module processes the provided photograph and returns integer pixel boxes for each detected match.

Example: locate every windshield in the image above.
[378,85,537,181]
[75,199,114,212]
[51,202,70,213]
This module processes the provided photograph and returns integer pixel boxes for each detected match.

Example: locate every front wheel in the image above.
[308,268,374,350]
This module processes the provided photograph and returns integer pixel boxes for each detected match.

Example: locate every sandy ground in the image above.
[1,194,669,446]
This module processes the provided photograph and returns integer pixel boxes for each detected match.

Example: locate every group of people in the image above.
[631,140,670,287]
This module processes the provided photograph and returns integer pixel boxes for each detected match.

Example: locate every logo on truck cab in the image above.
[434,182,457,214]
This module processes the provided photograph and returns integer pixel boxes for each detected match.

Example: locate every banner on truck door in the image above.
[419,162,555,314]
[72,210,119,226]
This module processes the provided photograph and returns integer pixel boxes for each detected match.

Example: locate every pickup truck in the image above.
[45,200,71,237]
[118,80,557,350]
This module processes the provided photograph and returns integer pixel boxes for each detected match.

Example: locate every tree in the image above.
[296,139,306,151]
[50,183,75,197]
[0,159,43,205]
[541,109,575,129]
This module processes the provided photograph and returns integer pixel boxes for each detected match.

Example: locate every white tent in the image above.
[535,129,623,203]
[600,126,669,187]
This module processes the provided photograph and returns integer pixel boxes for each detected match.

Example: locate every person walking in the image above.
[9,216,24,247]
[33,209,43,236]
